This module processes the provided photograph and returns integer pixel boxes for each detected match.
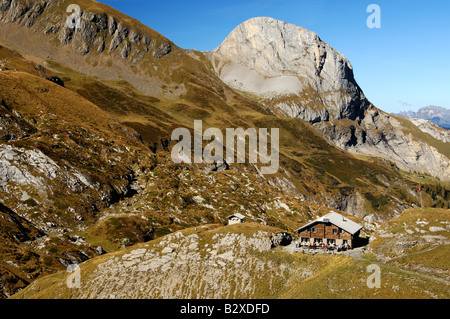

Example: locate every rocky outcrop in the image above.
[153,41,171,59]
[19,226,299,299]
[0,144,60,191]
[0,0,171,63]
[327,191,367,219]
[269,99,330,123]
[410,119,450,143]
[270,231,292,247]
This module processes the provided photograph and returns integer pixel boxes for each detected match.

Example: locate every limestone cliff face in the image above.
[315,109,450,179]
[211,17,450,181]
[211,17,369,122]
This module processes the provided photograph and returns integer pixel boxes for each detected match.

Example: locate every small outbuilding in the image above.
[295,211,363,247]
[227,213,246,225]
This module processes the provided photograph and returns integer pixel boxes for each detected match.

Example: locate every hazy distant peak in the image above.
[394,105,450,129]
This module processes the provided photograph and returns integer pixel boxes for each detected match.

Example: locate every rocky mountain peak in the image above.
[215,17,334,78]
[211,16,368,122]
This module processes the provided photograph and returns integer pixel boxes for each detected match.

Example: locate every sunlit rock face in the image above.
[212,16,369,122]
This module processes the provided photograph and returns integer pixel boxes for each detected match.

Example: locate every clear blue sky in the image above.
[99,0,449,114]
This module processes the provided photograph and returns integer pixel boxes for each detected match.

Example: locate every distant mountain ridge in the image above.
[394,105,450,129]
